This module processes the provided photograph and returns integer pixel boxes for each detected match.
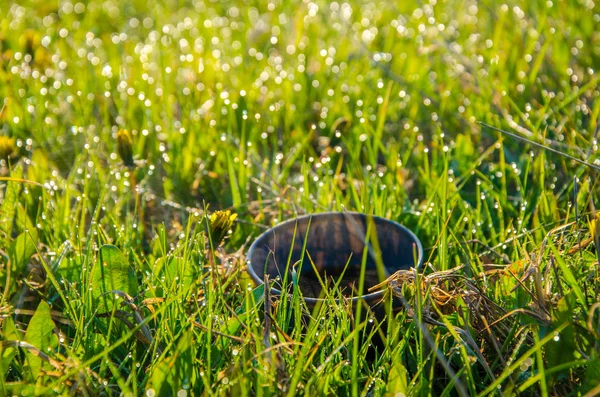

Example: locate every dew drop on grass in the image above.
[520,363,528,372]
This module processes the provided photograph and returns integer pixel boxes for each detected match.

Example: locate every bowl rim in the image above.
[245,211,424,304]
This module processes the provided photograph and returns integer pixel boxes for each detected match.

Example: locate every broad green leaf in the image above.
[226,284,264,335]
[149,254,198,298]
[149,330,195,395]
[57,255,82,285]
[1,317,22,378]
[9,230,38,276]
[584,359,600,392]
[387,360,409,395]
[0,164,23,242]
[23,301,58,379]
[52,240,75,279]
[545,318,576,387]
[90,245,139,313]
[167,256,197,292]
[546,292,595,388]
[549,244,587,310]
[15,205,35,236]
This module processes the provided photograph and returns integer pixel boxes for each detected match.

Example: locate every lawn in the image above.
[1,0,600,395]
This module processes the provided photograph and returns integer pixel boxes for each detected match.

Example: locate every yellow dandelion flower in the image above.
[208,210,237,247]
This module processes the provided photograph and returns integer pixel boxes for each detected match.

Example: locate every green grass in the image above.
[1,0,600,395]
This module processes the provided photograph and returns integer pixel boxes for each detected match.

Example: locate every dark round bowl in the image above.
[246,212,423,305]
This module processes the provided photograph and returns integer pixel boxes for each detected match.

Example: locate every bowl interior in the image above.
[247,213,422,300]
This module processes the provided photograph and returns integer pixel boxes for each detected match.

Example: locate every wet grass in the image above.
[1,0,600,395]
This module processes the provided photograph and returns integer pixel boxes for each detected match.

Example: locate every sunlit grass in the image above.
[1,0,600,395]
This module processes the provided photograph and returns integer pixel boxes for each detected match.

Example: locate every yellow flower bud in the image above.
[0,136,16,160]
[116,129,134,167]
[19,30,40,55]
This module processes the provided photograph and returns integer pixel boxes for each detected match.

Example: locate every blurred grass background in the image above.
[1,0,600,395]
